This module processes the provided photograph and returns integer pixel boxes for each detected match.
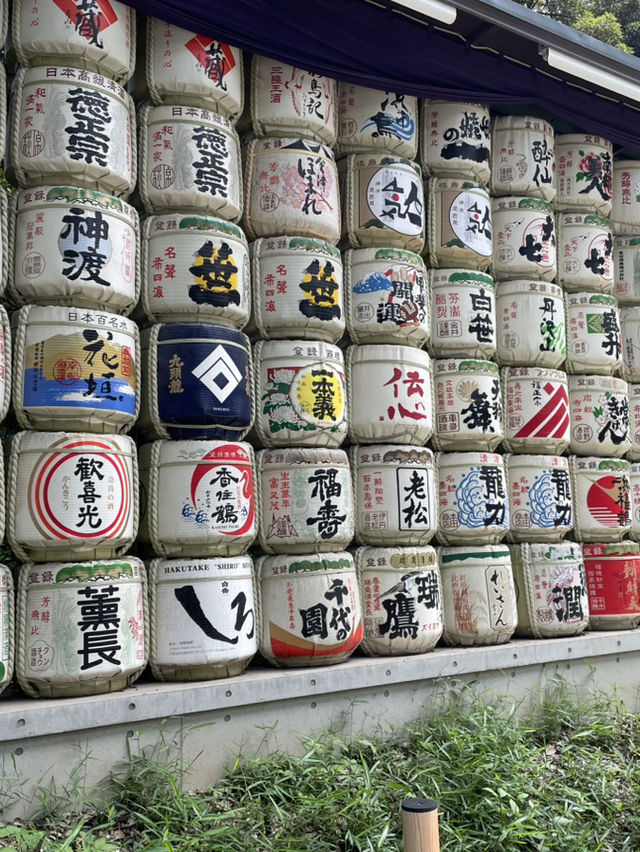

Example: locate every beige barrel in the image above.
[0,303,11,426]
[0,62,5,175]
[491,116,555,201]
[630,385,640,461]
[10,66,135,196]
[622,307,640,381]
[568,375,630,458]
[336,84,418,159]
[141,214,249,327]
[0,564,13,697]
[429,268,496,359]
[138,439,256,558]
[612,160,640,235]
[9,185,139,313]
[0,0,8,50]
[439,545,516,646]
[13,304,139,433]
[496,280,565,368]
[420,101,491,185]
[570,456,631,542]
[149,556,256,681]
[16,556,147,698]
[614,236,640,305]
[433,359,502,452]
[630,463,640,542]
[257,447,353,554]
[501,366,570,454]
[356,545,443,656]
[346,343,433,445]
[492,197,556,281]
[583,541,640,630]
[565,292,622,375]
[351,444,437,546]
[258,551,362,667]
[249,237,344,342]
[555,134,613,216]
[511,542,588,638]
[426,178,492,270]
[557,213,614,294]
[344,247,429,347]
[506,454,572,542]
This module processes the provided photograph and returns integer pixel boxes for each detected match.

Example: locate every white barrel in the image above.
[146,19,243,119]
[258,551,362,667]
[565,292,622,375]
[149,556,256,681]
[439,545,516,646]
[9,185,138,313]
[511,542,588,638]
[426,178,492,270]
[0,187,9,299]
[16,556,147,698]
[496,280,565,368]
[501,366,570,454]
[0,62,5,179]
[0,303,11,426]
[630,384,640,461]
[336,84,418,159]
[141,214,249,327]
[253,338,346,448]
[356,545,443,656]
[251,56,337,145]
[612,160,640,235]
[555,134,613,215]
[420,101,491,185]
[351,444,437,546]
[570,456,631,542]
[344,247,429,347]
[583,541,640,629]
[0,0,8,51]
[491,116,555,201]
[138,440,256,558]
[492,197,556,281]
[557,213,614,294]
[630,462,640,542]
[622,307,640,381]
[436,451,508,545]
[0,565,13,697]
[506,454,572,542]
[614,236,640,305]
[569,375,630,457]
[433,359,502,451]
[346,343,433,445]
[429,268,496,359]
[249,237,344,342]
[13,304,139,433]
[257,447,353,553]
[10,66,135,196]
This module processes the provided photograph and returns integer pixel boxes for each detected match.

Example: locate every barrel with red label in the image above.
[570,456,631,542]
[501,366,570,454]
[583,541,640,630]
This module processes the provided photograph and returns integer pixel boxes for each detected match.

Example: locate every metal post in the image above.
[402,798,440,852]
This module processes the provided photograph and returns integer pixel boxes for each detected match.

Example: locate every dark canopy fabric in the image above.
[128,0,640,151]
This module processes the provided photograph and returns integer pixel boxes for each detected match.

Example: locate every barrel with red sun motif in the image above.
[570,456,631,542]
[583,541,640,630]
[502,367,570,454]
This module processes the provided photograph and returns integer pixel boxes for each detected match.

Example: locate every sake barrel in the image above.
[0,303,11,426]
[506,454,572,542]
[565,292,622,376]
[0,62,6,170]
[344,247,429,347]
[351,444,437,546]
[501,367,570,454]
[622,307,640,381]
[569,375,630,458]
[138,105,242,220]
[10,66,135,196]
[141,214,249,327]
[0,0,8,51]
[356,545,443,655]
[138,439,256,557]
[429,268,496,359]
[629,462,640,542]
[433,359,503,452]
[612,160,640,235]
[420,101,491,185]
[16,556,147,698]
[257,447,353,554]
[341,153,424,252]
[8,431,137,563]
[139,323,253,441]
[614,236,640,305]
[346,343,433,445]
[244,137,340,243]
[249,237,344,342]
[9,185,139,313]
[629,384,640,461]
[253,338,347,448]
[511,542,588,638]
[251,56,337,145]
[557,213,614,294]
[146,19,243,118]
[555,134,613,216]
[583,541,640,629]
[495,280,565,368]
[491,116,555,202]
[426,178,492,270]
[492,197,556,282]
[436,452,509,545]
[0,565,13,697]
[258,551,362,667]
[570,456,631,542]
[13,304,139,433]
[148,556,256,681]
[439,545,516,646]
[336,84,418,160]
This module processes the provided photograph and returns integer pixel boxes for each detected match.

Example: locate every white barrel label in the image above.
[508,456,572,536]
[438,454,508,536]
[430,270,496,356]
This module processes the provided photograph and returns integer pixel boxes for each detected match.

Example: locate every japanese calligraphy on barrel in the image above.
[429,268,496,358]
[491,116,555,202]
[612,160,640,235]
[583,541,640,629]
[492,197,556,281]
[621,306,640,382]
[569,375,630,457]
[420,101,491,185]
[426,178,492,270]
[614,236,640,305]
[501,366,570,454]
[629,384,640,461]
[555,134,613,216]
[565,292,622,375]
[495,280,565,368]
[570,456,631,542]
[0,565,13,697]
[629,462,640,542]
[433,359,503,451]
[506,454,572,542]
[557,213,614,294]
[336,84,418,159]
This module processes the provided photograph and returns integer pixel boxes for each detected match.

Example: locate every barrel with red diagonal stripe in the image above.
[502,367,570,454]
[570,456,631,542]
